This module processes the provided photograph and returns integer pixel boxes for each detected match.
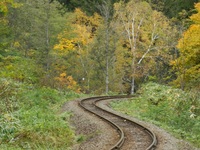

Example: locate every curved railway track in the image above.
[79,96,157,150]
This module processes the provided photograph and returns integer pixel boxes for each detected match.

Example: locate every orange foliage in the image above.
[55,72,80,92]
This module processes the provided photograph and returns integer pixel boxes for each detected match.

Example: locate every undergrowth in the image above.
[0,78,82,149]
[111,82,200,148]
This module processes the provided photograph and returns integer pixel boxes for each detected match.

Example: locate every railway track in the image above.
[79,96,157,150]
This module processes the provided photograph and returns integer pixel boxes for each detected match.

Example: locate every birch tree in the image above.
[113,0,177,94]
[113,1,151,94]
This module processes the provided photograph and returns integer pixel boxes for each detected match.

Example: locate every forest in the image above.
[0,0,200,149]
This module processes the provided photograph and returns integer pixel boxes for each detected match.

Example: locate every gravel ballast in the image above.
[61,98,199,150]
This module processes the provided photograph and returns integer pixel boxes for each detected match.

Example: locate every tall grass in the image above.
[111,82,200,148]
[0,78,81,149]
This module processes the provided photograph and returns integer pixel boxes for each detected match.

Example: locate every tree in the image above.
[93,0,114,94]
[54,0,125,15]
[171,2,200,90]
[0,0,18,55]
[113,0,177,94]
[163,0,199,19]
[0,0,17,16]
[54,8,102,92]
[0,0,20,77]
[4,0,69,86]
[146,0,199,19]
[113,1,149,94]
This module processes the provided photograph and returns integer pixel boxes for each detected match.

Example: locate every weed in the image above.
[111,82,200,148]
[0,78,81,149]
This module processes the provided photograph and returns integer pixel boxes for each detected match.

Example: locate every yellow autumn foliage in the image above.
[54,8,102,54]
[172,2,200,89]
[54,39,75,51]
[0,0,21,16]
[55,72,80,92]
[190,2,200,24]
[0,2,8,15]
[13,41,20,48]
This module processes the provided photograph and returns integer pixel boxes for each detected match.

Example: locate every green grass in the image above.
[110,82,200,148]
[0,78,83,149]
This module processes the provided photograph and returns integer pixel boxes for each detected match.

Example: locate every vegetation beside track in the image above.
[110,82,200,148]
[0,78,83,149]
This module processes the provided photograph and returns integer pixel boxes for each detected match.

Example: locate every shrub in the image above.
[0,78,80,149]
[111,82,200,147]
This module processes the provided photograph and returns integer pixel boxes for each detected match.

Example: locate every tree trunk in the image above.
[45,0,50,72]
[130,76,135,94]
[98,1,111,94]
[130,57,135,94]
[105,27,109,94]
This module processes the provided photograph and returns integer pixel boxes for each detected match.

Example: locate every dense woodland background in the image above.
[1,0,199,94]
[0,0,200,149]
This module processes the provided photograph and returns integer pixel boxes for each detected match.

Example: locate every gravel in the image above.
[61,98,200,150]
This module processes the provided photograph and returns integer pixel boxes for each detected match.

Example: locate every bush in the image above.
[111,82,200,147]
[0,78,80,149]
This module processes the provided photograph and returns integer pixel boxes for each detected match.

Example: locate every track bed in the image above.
[79,96,157,150]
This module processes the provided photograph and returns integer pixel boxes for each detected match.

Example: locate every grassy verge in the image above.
[110,82,200,148]
[0,78,82,149]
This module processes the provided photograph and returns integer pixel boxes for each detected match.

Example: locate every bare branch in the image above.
[122,77,132,83]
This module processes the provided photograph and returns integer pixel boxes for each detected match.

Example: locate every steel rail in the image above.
[79,96,125,150]
[79,96,157,150]
[94,96,157,150]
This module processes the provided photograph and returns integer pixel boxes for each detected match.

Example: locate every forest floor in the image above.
[61,98,199,150]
